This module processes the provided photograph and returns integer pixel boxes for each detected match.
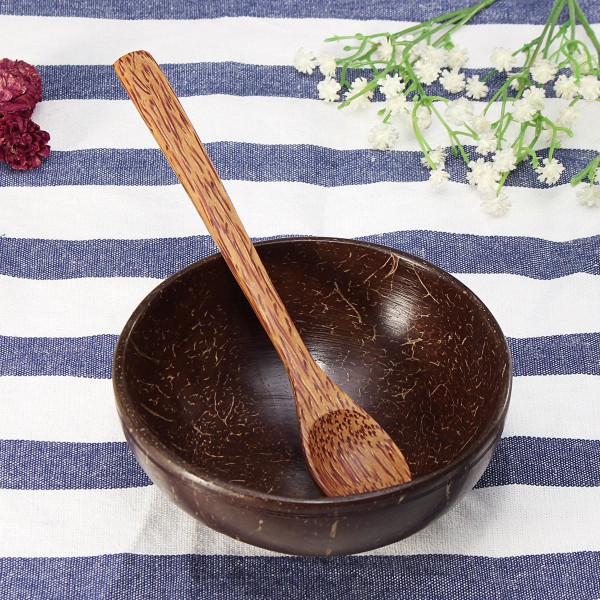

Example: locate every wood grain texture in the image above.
[113,50,411,495]
[114,237,512,554]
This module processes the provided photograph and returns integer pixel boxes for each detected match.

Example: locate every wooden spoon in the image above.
[114,50,411,496]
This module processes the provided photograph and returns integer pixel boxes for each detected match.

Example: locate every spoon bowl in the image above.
[113,236,512,555]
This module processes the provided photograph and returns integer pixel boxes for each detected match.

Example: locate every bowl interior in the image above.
[118,238,510,499]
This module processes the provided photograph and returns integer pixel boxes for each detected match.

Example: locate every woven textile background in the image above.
[1,1,599,598]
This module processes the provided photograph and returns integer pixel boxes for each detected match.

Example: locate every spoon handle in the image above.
[115,51,413,495]
[114,51,312,378]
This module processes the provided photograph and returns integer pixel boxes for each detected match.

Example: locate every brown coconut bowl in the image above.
[113,237,512,556]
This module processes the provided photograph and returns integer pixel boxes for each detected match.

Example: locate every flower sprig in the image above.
[293,0,600,215]
[475,0,600,210]
[301,0,496,154]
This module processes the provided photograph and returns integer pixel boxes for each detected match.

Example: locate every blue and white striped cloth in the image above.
[1,1,599,598]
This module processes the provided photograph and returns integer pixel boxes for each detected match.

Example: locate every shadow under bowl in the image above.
[113,237,512,556]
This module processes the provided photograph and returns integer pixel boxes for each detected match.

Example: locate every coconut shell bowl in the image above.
[113,236,512,556]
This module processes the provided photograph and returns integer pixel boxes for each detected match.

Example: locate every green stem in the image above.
[571,153,600,185]
[545,128,558,160]
[327,0,499,47]
[531,114,571,160]
[338,60,398,108]
[401,46,428,98]
[510,123,528,153]
[408,0,498,36]
[495,111,516,145]
[454,130,478,141]
[546,23,568,57]
[572,0,600,68]
[462,123,479,138]
[544,10,562,57]
[428,102,470,162]
[567,0,577,41]
[523,144,540,168]
[411,104,433,166]
[497,170,511,192]
[559,47,585,77]
[526,0,566,69]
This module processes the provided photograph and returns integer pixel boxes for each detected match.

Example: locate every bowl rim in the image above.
[113,235,512,509]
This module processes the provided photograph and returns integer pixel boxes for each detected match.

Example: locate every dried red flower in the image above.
[0,113,50,170]
[0,58,43,118]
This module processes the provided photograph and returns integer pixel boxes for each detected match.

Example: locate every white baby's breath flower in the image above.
[480,192,511,216]
[368,123,399,150]
[348,76,372,95]
[379,73,404,98]
[465,75,489,99]
[466,157,486,184]
[578,75,600,101]
[411,44,448,85]
[317,52,337,77]
[374,37,395,62]
[429,167,450,187]
[416,105,432,129]
[522,86,546,111]
[576,183,600,207]
[421,145,446,169]
[490,47,515,72]
[470,114,492,133]
[557,104,581,128]
[476,175,502,197]
[409,40,428,60]
[467,158,501,195]
[317,77,341,102]
[446,45,469,68]
[510,76,525,91]
[530,57,557,84]
[420,45,448,70]
[414,59,441,85]
[466,157,487,182]
[429,145,446,166]
[385,93,408,116]
[554,74,579,100]
[476,132,497,155]
[445,97,474,125]
[510,98,537,123]
[595,167,600,185]
[535,157,564,185]
[346,76,373,109]
[493,147,518,172]
[293,47,317,74]
[439,68,466,93]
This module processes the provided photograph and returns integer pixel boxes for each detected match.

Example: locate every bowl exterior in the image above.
[121,415,505,556]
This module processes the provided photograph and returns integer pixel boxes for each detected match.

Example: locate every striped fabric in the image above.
[1,1,599,598]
